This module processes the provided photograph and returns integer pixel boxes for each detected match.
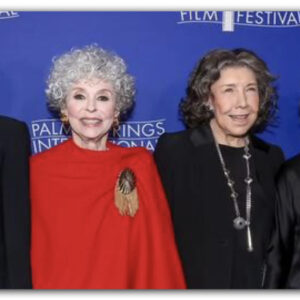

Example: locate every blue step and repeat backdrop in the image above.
[1,11,300,158]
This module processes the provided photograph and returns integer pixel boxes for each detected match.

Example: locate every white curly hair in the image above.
[46,44,135,115]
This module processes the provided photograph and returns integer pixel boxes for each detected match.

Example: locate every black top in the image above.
[0,116,32,288]
[264,154,300,288]
[154,124,285,289]
[220,144,265,288]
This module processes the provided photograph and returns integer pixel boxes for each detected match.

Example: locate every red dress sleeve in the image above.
[30,141,185,289]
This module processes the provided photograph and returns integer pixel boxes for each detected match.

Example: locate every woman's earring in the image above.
[112,116,120,136]
[60,113,69,124]
[204,103,212,112]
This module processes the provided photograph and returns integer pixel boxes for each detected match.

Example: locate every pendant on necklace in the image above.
[247,226,254,252]
[233,216,247,230]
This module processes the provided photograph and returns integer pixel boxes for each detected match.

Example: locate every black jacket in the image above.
[154,124,284,289]
[0,116,32,288]
[264,154,300,289]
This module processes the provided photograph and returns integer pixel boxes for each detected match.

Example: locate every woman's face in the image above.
[208,66,259,144]
[61,78,118,150]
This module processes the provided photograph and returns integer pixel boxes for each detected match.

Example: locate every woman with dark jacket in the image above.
[154,49,284,289]
[264,154,300,288]
[0,116,31,288]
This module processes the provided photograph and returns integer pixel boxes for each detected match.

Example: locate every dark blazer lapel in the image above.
[189,123,214,147]
[189,124,233,229]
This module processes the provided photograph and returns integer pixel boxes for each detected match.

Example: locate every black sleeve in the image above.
[264,166,298,288]
[153,134,174,208]
[2,121,32,288]
[270,146,285,175]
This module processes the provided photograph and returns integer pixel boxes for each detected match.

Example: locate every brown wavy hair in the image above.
[180,48,278,132]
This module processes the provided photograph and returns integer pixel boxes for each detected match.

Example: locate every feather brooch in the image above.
[114,168,139,217]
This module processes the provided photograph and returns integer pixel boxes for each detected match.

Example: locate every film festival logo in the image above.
[30,118,166,154]
[0,11,19,19]
[178,11,300,31]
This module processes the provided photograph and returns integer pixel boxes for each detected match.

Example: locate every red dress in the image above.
[30,139,186,289]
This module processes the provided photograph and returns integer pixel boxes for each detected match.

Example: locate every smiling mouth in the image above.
[80,118,103,126]
[229,114,249,121]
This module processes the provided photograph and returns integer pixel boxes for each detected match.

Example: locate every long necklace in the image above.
[213,136,254,252]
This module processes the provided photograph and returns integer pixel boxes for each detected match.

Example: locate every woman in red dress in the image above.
[30,45,186,289]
